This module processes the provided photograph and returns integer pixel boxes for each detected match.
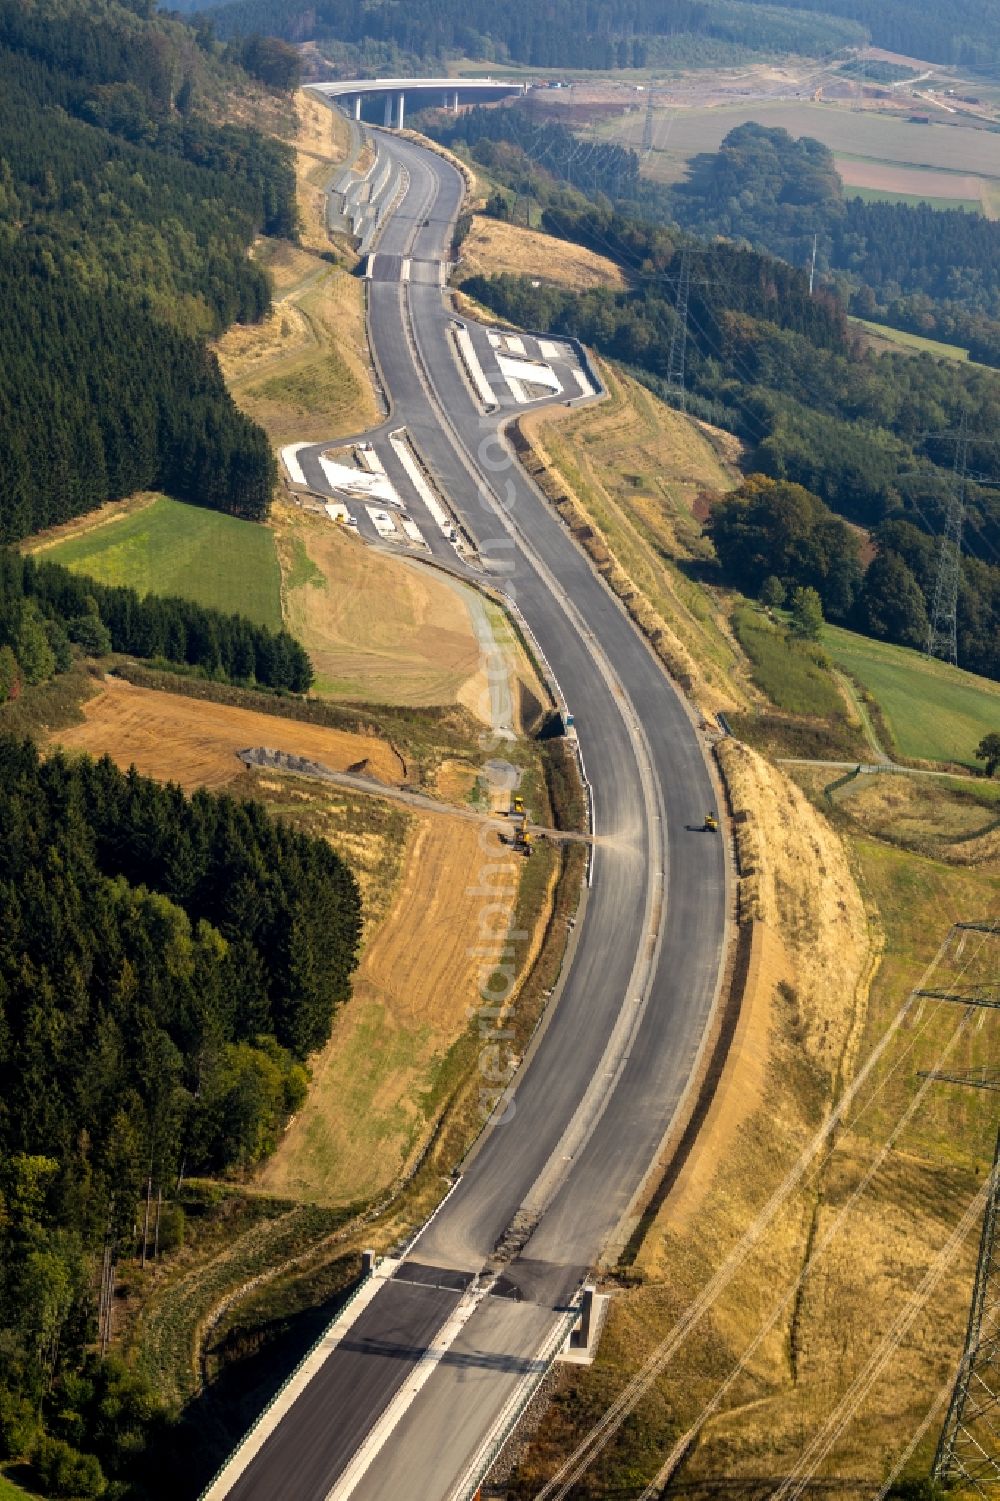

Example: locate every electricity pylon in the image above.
[932,1128,1000,1497]
[641,90,656,155]
[916,922,1000,1496]
[666,248,691,407]
[925,421,969,667]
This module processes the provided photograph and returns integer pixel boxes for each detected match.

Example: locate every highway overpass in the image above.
[311,76,524,129]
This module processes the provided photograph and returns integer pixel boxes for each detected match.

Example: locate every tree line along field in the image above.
[34,496,284,633]
[822,624,1000,765]
[608,101,1000,211]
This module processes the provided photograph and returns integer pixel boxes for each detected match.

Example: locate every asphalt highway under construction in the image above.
[205,117,728,1501]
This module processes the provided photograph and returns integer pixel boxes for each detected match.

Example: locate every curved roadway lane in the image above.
[216,123,726,1501]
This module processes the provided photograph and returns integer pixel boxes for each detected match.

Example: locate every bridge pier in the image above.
[352,94,362,121]
[383,94,393,127]
[396,90,405,130]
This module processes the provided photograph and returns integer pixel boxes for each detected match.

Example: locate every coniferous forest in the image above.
[0,549,314,697]
[0,0,296,541]
[0,738,361,1494]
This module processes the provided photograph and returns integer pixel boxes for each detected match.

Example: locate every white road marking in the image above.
[280,442,311,485]
[573,368,596,397]
[497,353,562,393]
[200,1262,401,1501]
[389,430,456,539]
[318,455,399,505]
[453,324,497,410]
[365,506,397,538]
[325,1278,495,1501]
[504,334,526,355]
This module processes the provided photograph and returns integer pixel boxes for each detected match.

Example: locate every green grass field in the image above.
[0,1473,37,1500]
[823,624,1000,766]
[847,185,982,212]
[40,498,283,631]
[849,316,971,361]
[733,604,844,718]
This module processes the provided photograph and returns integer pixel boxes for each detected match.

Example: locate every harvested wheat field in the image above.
[459,215,628,291]
[47,676,402,790]
[276,501,540,717]
[256,811,521,1205]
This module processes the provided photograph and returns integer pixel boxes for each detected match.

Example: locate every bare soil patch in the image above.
[47,676,402,789]
[275,502,488,708]
[836,158,987,199]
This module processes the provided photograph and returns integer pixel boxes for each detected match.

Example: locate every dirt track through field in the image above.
[47,677,403,789]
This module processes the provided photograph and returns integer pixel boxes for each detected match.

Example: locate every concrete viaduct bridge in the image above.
[310,76,525,130]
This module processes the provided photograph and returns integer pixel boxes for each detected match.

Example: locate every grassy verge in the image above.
[35,496,283,631]
[849,314,972,360]
[823,623,1000,767]
[728,605,868,760]
[0,658,99,741]
[511,761,999,1496]
[0,1471,38,1500]
[457,215,628,291]
[215,88,380,448]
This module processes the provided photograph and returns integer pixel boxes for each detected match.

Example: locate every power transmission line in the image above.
[925,419,969,666]
[919,953,1000,1500]
[665,248,691,407]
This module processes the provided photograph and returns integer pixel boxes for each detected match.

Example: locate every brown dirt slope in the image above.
[47,676,402,789]
[276,500,529,715]
[459,215,628,291]
[214,89,380,447]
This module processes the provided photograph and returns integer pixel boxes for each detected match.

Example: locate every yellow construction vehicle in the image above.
[703,811,719,833]
[514,826,533,857]
[511,794,525,816]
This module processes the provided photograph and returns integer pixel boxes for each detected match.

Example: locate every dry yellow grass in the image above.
[516,362,744,714]
[214,89,380,447]
[459,215,628,291]
[275,500,543,720]
[46,676,403,789]
[292,88,352,255]
[518,743,1000,1497]
[256,811,522,1205]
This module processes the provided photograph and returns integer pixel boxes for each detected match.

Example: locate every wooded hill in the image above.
[180,0,864,69]
[0,549,313,698]
[177,0,1000,72]
[0,737,361,1494]
[0,0,297,541]
[669,123,1000,365]
[461,209,1000,680]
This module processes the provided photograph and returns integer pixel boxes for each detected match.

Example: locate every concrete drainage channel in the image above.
[326,126,406,253]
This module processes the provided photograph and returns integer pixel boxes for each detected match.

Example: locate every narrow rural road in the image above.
[204,112,729,1501]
